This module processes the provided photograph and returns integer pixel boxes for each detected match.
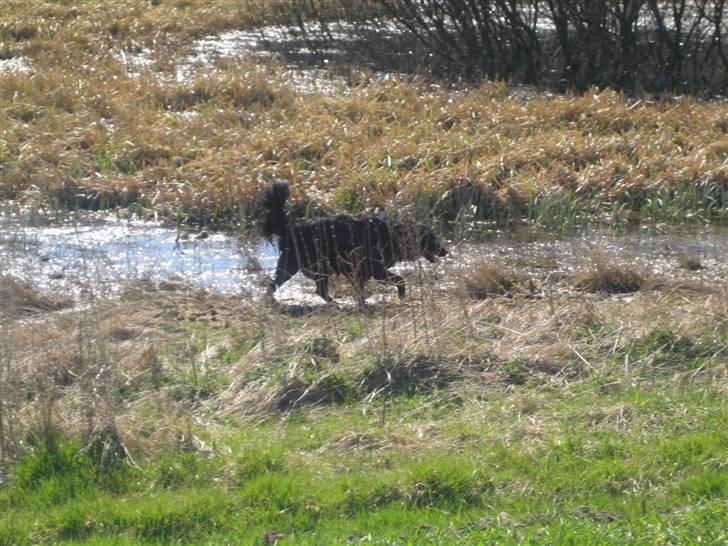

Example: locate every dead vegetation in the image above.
[456,261,534,299]
[0,276,73,316]
[1,261,724,471]
[574,265,644,294]
[1,2,728,226]
[678,254,704,271]
[1,0,727,487]
[572,247,645,294]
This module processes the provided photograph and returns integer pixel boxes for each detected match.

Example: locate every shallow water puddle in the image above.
[121,24,353,94]
[0,56,32,75]
[119,22,424,95]
[0,210,276,299]
[0,209,371,305]
[450,226,728,288]
[1,208,727,305]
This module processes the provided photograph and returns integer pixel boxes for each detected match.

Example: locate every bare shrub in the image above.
[287,0,728,94]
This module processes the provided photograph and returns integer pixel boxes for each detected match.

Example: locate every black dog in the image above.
[262,181,448,302]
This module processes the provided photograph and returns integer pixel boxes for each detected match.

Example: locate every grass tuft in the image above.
[456,261,532,299]
[678,254,705,271]
[357,355,463,396]
[574,250,644,294]
[0,276,73,316]
[274,372,354,410]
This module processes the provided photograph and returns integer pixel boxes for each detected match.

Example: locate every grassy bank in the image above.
[1,263,726,543]
[2,1,728,228]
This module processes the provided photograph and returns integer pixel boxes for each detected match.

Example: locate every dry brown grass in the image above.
[0,267,725,469]
[455,261,533,299]
[2,0,728,224]
[2,0,728,472]
[678,254,704,271]
[0,276,73,316]
[572,247,645,294]
[574,265,644,294]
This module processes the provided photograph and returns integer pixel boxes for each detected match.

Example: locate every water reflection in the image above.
[449,225,728,287]
[0,209,276,298]
[1,208,726,304]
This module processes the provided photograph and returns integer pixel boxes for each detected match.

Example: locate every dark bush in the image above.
[284,0,728,94]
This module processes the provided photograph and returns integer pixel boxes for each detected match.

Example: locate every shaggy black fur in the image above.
[262,181,448,302]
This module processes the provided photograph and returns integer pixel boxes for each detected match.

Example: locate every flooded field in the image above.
[2,206,726,307]
[120,22,417,94]
[0,208,272,299]
[455,225,728,286]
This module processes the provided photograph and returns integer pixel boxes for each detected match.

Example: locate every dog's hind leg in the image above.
[373,269,406,299]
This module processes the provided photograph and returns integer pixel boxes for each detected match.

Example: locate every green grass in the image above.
[2,364,726,544]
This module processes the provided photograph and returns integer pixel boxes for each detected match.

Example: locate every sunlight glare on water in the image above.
[0,210,277,299]
[1,207,727,304]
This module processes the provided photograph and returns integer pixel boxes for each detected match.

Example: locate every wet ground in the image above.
[456,225,728,282]
[120,22,421,94]
[1,206,726,307]
[0,208,273,300]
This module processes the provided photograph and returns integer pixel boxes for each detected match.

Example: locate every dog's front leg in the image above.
[315,276,333,302]
[270,252,298,293]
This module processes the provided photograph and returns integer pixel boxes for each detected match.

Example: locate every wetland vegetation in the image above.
[1,1,727,544]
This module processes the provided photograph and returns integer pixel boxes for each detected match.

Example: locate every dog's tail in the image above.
[262,180,291,239]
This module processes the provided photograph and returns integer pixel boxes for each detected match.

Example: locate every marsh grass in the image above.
[456,261,533,299]
[3,1,728,229]
[0,261,725,543]
[678,254,705,271]
[573,247,645,294]
[0,276,73,315]
[2,1,728,542]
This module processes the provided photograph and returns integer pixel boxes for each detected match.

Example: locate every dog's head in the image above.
[420,229,448,263]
